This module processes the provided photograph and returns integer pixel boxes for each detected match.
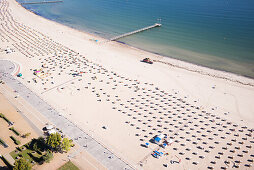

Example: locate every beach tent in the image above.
[152,151,163,158]
[168,139,174,145]
[34,69,40,75]
[152,152,158,158]
[162,143,167,148]
[152,151,161,158]
[48,129,57,135]
[154,151,160,154]
[17,73,22,77]
[154,134,165,144]
[5,48,12,54]
[158,134,165,139]
[154,137,162,143]
[46,125,54,130]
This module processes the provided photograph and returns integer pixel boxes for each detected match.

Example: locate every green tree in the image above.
[42,150,53,163]
[37,137,46,151]
[13,158,31,170]
[32,142,38,151]
[30,137,46,151]
[62,138,71,152]
[46,133,62,151]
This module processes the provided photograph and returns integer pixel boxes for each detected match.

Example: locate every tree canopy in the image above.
[42,150,53,163]
[46,133,62,151]
[13,158,31,170]
[62,138,71,152]
[30,137,46,151]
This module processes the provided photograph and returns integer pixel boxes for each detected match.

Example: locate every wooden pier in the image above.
[110,23,161,41]
[20,0,63,5]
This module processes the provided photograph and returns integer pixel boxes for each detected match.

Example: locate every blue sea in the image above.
[18,0,254,78]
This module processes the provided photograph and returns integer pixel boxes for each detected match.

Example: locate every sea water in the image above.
[18,0,254,78]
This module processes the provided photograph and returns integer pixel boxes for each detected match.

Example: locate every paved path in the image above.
[0,87,44,136]
[0,60,135,170]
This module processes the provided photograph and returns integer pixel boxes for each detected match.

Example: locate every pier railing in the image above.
[110,23,161,41]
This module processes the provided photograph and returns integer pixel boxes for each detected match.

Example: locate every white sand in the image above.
[1,0,254,169]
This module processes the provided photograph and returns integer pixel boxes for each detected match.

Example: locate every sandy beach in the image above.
[1,0,254,169]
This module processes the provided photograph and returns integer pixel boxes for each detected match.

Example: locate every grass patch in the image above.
[11,148,32,162]
[10,136,21,145]
[10,141,48,166]
[10,146,43,164]
[9,127,20,136]
[58,161,79,170]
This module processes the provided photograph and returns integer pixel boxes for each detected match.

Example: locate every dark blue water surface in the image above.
[19,0,254,78]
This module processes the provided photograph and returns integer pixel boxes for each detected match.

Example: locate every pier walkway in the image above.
[110,23,161,41]
[20,1,63,5]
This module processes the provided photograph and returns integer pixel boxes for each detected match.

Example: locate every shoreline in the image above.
[2,0,254,169]
[17,1,254,86]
